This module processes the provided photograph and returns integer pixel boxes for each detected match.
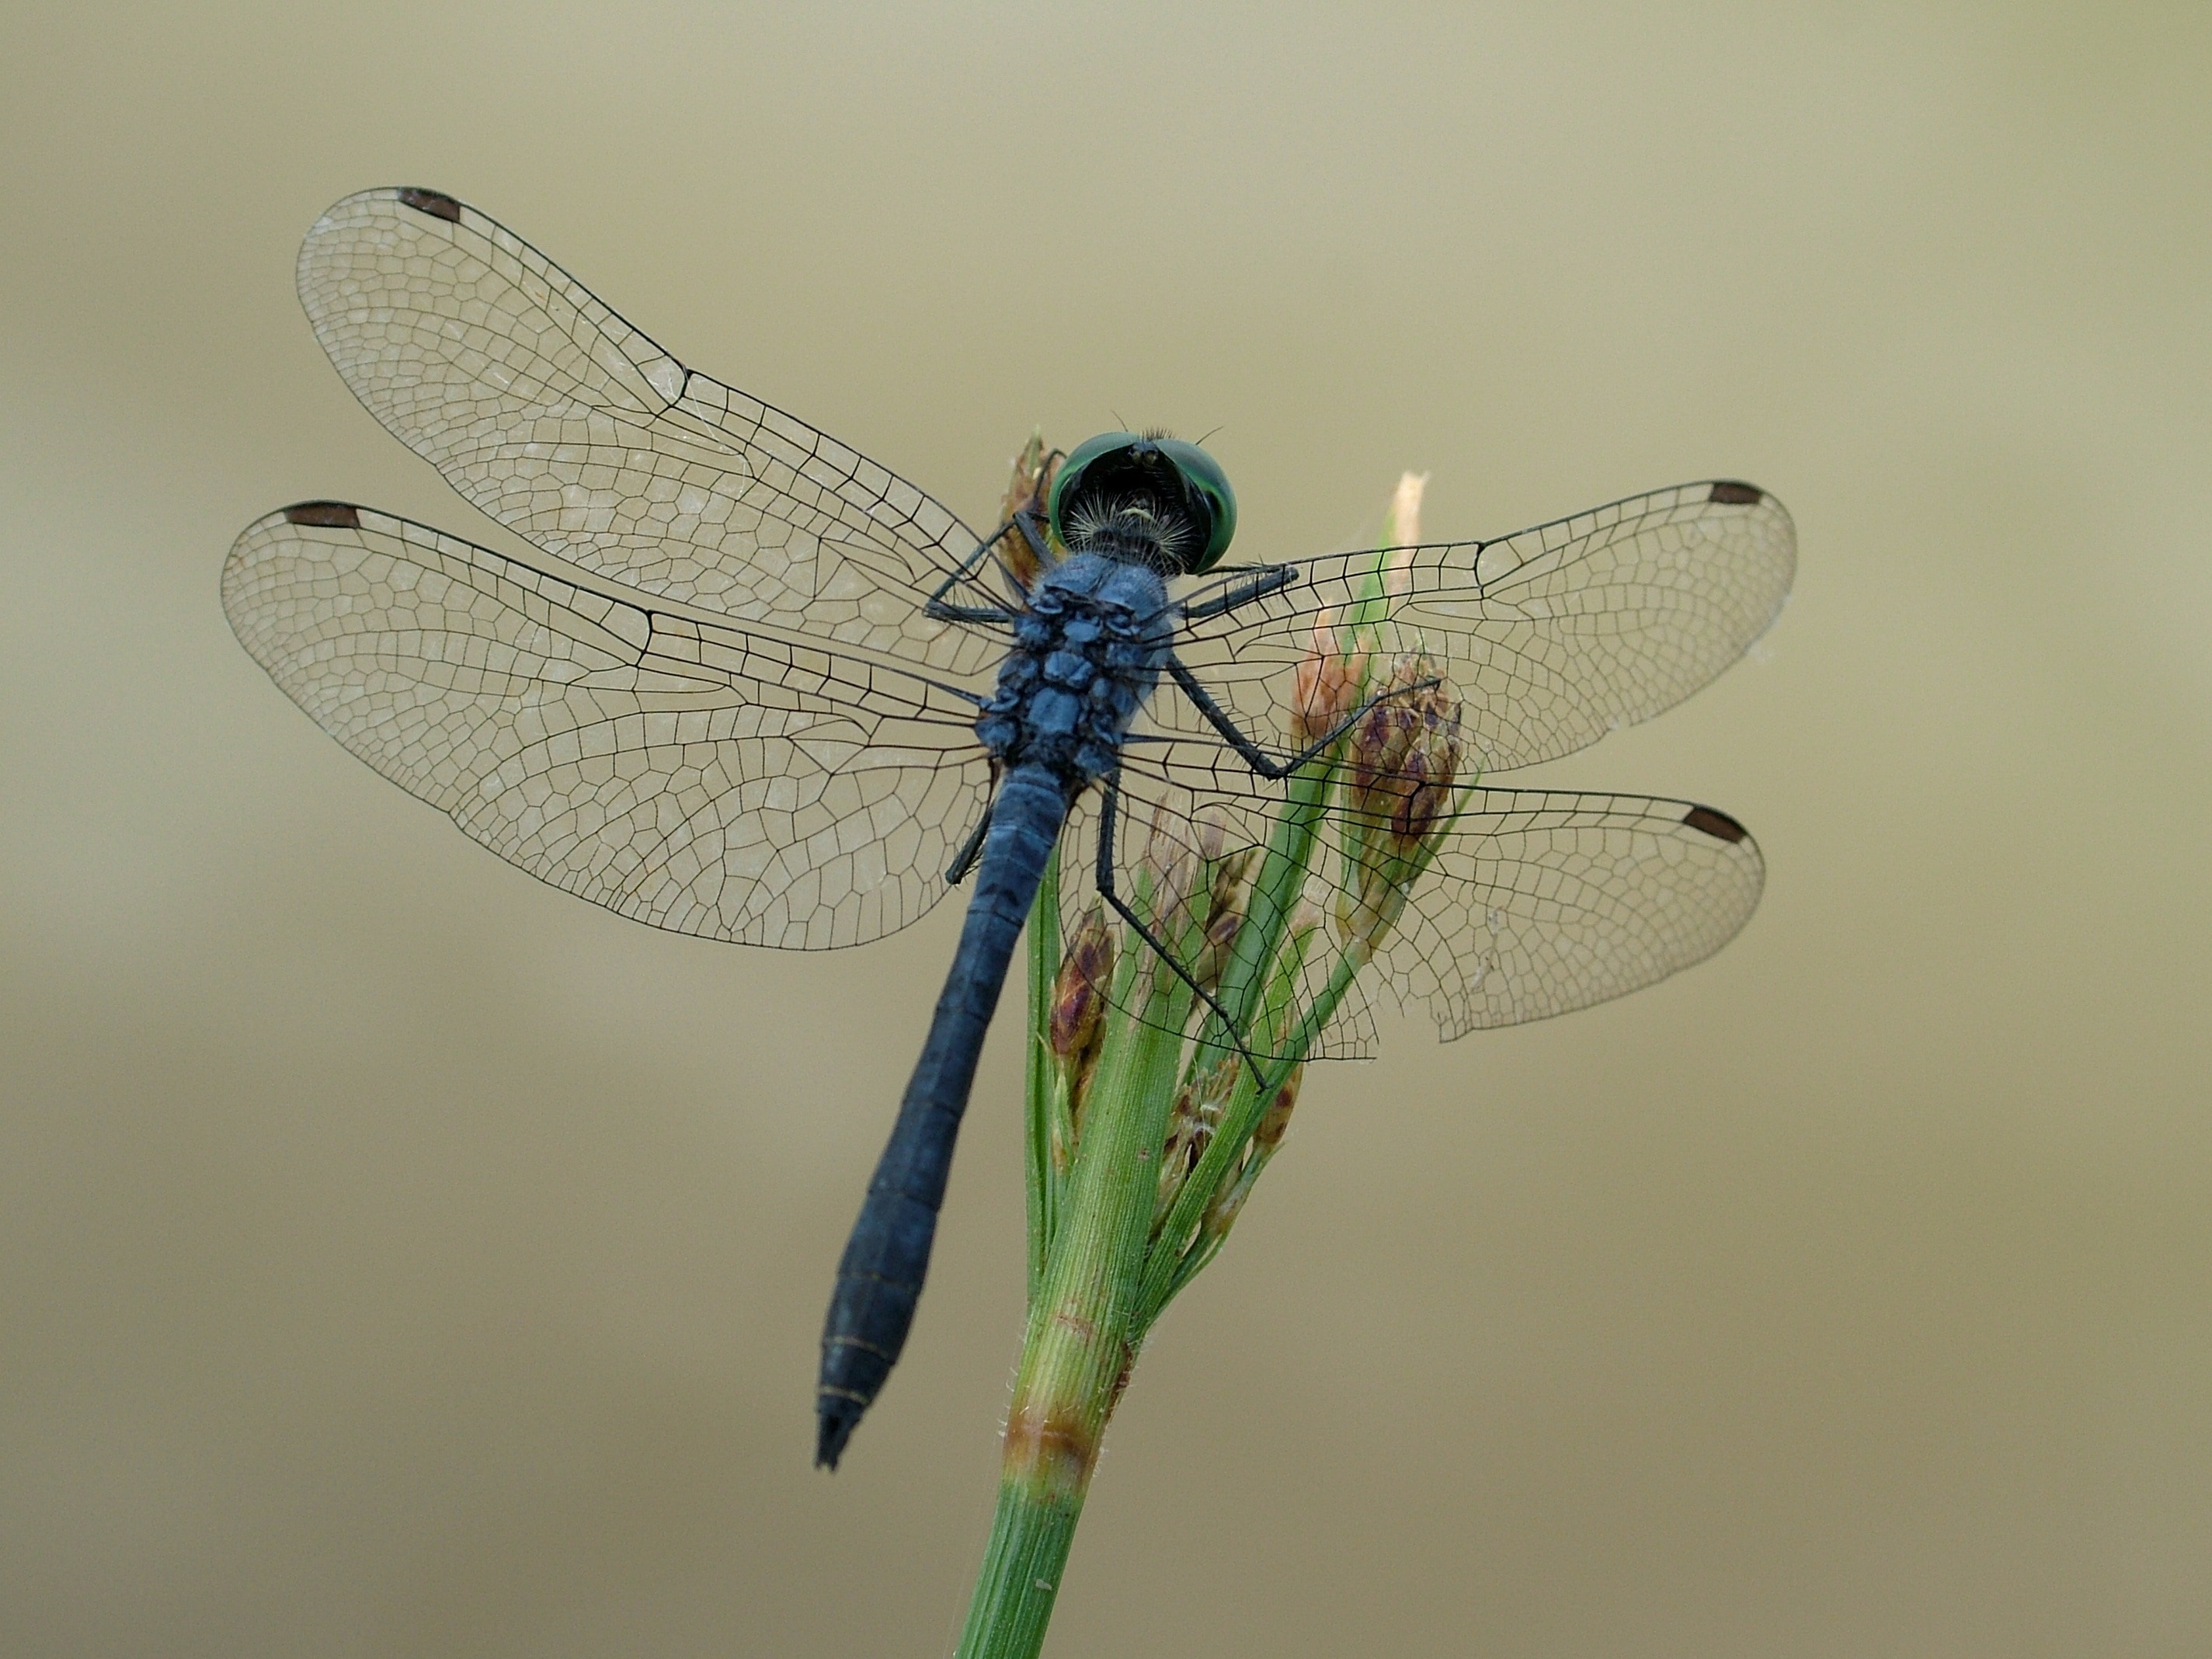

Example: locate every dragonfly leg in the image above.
[1164,655,1440,781]
[923,510,1044,624]
[944,794,995,885]
[1177,562,1298,623]
[1093,775,1268,1089]
[1010,504,1052,575]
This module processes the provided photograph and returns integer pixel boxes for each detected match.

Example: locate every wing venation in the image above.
[1173,480,1794,775]
[294,187,1006,676]
[222,503,991,949]
[1061,767,1765,1062]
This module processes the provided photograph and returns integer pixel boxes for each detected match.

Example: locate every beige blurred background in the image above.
[4,3,2208,1654]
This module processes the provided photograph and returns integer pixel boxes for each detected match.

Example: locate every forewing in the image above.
[223,503,992,948]
[1173,481,1794,774]
[294,187,1004,676]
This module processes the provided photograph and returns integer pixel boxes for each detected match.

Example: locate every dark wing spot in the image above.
[283,501,361,529]
[1709,481,1763,506]
[396,187,463,223]
[1682,805,1749,843]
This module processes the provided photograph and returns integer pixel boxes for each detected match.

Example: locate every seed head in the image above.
[1251,1063,1303,1157]
[1335,651,1464,955]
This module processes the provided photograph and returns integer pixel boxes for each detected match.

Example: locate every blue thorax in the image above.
[972,554,1172,788]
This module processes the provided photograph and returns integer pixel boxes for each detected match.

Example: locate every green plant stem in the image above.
[960,462,1440,1656]
[956,1480,1081,1659]
[1023,847,1063,1300]
[1187,759,1332,1085]
[955,976,1184,1657]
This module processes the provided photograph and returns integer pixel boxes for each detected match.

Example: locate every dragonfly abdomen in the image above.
[816,763,1069,1469]
[816,561,1177,1467]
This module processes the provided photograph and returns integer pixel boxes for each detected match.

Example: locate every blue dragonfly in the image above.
[224,188,1795,1469]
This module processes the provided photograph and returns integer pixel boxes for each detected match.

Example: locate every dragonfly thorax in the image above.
[973,555,1170,789]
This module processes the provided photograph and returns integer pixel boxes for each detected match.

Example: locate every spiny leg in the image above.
[944,790,996,885]
[1008,503,1053,576]
[923,506,1052,624]
[1176,562,1297,624]
[1165,654,1441,781]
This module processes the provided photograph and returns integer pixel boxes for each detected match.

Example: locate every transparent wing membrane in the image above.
[1171,482,1795,774]
[1056,758,1764,1063]
[296,188,1008,675]
[1037,480,1790,1059]
[223,503,992,949]
[245,183,1791,1051]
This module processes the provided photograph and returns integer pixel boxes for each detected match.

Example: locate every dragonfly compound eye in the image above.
[1049,431,1237,575]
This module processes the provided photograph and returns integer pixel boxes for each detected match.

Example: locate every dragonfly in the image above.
[223,186,1795,1471]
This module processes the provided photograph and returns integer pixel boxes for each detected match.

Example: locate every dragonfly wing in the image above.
[1174,481,1795,774]
[294,187,1005,676]
[1069,741,1763,1061]
[1343,788,1764,1041]
[224,503,992,949]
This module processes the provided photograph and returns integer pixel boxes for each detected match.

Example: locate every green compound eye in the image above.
[1049,432,1238,575]
[1153,438,1236,572]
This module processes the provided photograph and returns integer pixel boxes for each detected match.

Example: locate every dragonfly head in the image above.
[1049,432,1237,576]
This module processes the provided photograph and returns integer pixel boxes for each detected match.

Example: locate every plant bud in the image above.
[1195,1063,1305,1247]
[1139,802,1203,934]
[1050,902,1115,1065]
[1156,1059,1236,1226]
[1122,802,1209,1014]
[1383,470,1428,555]
[1251,1064,1303,1156]
[1346,652,1462,842]
[1192,843,1261,990]
[1289,607,1371,748]
[1191,802,1233,864]
[995,431,1059,591]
